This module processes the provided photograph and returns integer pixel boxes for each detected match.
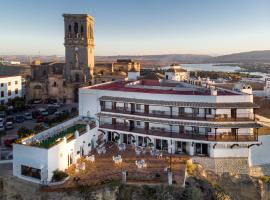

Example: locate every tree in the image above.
[180,186,204,200]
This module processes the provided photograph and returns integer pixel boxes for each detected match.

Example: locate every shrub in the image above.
[51,170,68,182]
[187,162,196,175]
[180,186,203,200]
[33,124,45,133]
[260,176,270,183]
[17,127,33,138]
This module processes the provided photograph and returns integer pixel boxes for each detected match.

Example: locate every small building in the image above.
[264,78,270,97]
[164,64,189,81]
[0,76,22,105]
[13,117,98,183]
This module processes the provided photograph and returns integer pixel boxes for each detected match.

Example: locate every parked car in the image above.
[36,115,46,123]
[32,110,41,119]
[5,121,13,130]
[47,106,57,115]
[15,115,25,123]
[24,112,33,120]
[33,99,43,104]
[0,118,4,131]
[0,111,5,119]
[4,138,17,148]
[48,103,61,109]
[38,108,49,116]
[6,116,14,123]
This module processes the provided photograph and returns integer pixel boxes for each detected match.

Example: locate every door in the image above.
[112,118,116,126]
[131,103,135,114]
[231,128,238,140]
[179,125,184,134]
[179,107,184,117]
[112,102,117,110]
[231,109,237,119]
[144,104,149,115]
[144,122,149,132]
[123,134,128,144]
[129,120,135,130]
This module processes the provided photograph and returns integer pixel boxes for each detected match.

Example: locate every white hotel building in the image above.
[13,73,261,183]
[79,75,261,160]
[0,75,22,104]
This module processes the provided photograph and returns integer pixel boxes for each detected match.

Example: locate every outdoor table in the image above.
[135,159,147,168]
[87,155,95,163]
[113,155,122,164]
[118,143,126,151]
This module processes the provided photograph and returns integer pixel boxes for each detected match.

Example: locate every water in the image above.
[181,63,241,72]
[181,63,269,80]
[251,135,270,166]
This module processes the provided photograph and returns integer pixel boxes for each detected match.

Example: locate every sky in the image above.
[0,0,270,56]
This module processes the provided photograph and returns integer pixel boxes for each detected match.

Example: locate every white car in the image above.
[24,112,33,120]
[5,121,13,129]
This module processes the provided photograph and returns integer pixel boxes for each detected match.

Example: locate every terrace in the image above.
[51,142,188,189]
[19,118,96,149]
[88,80,239,96]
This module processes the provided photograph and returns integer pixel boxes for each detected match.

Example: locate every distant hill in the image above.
[1,50,270,67]
[96,54,212,63]
[206,50,270,63]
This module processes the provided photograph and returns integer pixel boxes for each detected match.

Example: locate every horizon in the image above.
[0,0,270,56]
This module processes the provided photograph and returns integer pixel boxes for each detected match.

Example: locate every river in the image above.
[181,63,269,80]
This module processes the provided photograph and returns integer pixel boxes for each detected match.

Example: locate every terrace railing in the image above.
[101,107,255,122]
[99,123,258,142]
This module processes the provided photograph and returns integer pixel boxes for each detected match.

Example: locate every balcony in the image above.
[99,123,258,142]
[100,107,255,122]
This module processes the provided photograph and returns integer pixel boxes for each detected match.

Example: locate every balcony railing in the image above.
[99,123,258,142]
[100,107,255,122]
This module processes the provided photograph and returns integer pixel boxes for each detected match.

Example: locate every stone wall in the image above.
[250,164,270,177]
[192,157,249,174]
[0,175,118,200]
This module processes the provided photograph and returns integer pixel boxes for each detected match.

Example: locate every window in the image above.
[15,80,18,85]
[0,83,3,87]
[1,91,4,97]
[68,24,71,32]
[136,121,141,126]
[74,22,78,34]
[21,165,41,180]
[136,104,141,110]
[8,82,11,86]
[206,108,212,115]
[53,81,57,87]
[80,25,84,33]
[8,90,11,96]
[15,88,18,94]
[0,100,4,105]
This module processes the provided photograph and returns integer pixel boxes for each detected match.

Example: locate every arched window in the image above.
[75,74,80,82]
[74,22,78,34]
[68,24,71,32]
[80,26,84,33]
[53,81,57,87]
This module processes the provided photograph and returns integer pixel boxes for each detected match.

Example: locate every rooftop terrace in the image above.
[88,80,239,96]
[19,117,96,149]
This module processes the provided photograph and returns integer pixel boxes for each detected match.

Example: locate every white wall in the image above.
[0,76,22,104]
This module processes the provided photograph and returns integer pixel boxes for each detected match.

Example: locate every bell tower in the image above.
[63,14,94,84]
